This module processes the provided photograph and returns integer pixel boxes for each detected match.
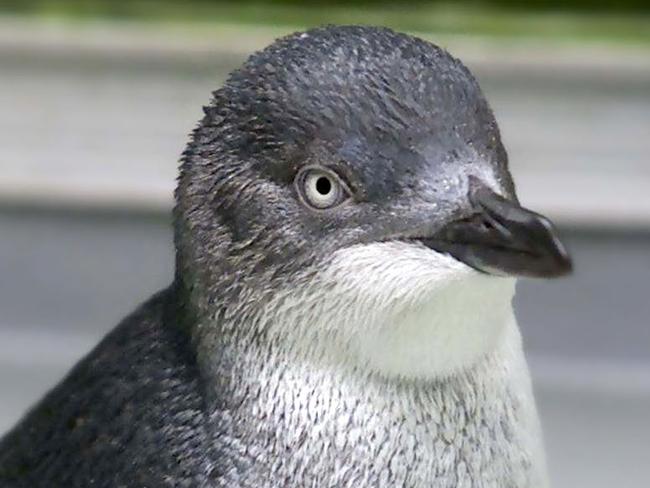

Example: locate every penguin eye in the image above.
[295,166,351,210]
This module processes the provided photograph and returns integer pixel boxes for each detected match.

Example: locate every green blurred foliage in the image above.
[177,0,650,9]
[490,0,649,10]
[1,0,649,44]
[2,0,649,14]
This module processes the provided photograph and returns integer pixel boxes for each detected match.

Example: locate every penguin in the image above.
[0,25,571,488]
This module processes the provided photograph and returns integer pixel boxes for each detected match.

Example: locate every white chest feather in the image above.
[200,242,548,487]
[207,324,547,487]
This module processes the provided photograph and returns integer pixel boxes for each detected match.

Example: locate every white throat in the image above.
[354,258,516,378]
[265,241,518,380]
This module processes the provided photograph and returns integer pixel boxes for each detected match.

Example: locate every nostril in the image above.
[479,218,495,232]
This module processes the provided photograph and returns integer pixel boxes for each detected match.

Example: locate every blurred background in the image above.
[0,1,648,486]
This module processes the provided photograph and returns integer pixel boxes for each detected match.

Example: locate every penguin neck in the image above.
[202,303,525,399]
[194,270,523,400]
[196,311,543,486]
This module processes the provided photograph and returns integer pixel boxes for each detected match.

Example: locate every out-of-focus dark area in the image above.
[0,1,648,486]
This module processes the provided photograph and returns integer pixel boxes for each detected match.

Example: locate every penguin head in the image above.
[177,26,571,378]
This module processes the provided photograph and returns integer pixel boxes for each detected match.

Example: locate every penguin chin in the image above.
[292,241,518,380]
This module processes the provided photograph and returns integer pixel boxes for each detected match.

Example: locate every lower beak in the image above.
[420,177,572,278]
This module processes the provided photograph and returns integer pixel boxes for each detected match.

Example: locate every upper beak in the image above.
[420,177,572,278]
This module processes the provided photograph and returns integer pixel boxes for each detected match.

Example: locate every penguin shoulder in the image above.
[0,287,213,487]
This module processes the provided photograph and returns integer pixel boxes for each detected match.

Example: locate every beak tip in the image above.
[528,238,573,279]
[551,246,574,277]
[540,226,573,278]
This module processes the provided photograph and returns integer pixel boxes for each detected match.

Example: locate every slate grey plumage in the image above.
[0,26,570,487]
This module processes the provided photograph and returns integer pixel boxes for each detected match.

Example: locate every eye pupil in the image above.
[315,176,332,195]
[296,167,350,210]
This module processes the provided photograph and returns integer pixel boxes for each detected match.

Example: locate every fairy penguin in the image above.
[0,26,571,487]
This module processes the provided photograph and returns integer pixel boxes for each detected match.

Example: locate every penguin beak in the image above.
[420,177,572,278]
